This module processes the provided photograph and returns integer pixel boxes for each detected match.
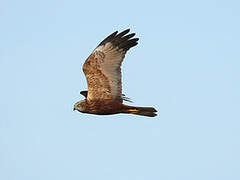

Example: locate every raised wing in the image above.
[82,29,138,102]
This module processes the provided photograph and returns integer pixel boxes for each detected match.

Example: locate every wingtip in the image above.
[113,30,118,35]
[97,28,138,51]
[123,28,130,33]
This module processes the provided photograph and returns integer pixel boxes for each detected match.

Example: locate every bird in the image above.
[73,29,157,117]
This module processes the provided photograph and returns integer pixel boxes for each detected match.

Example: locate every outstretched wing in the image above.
[83,29,138,102]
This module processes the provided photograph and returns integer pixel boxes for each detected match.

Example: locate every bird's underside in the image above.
[73,29,157,117]
[87,100,157,117]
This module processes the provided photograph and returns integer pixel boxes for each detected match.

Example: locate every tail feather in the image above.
[123,105,157,117]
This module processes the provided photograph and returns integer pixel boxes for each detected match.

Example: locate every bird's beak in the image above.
[73,107,76,111]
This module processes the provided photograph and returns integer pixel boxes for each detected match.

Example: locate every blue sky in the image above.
[1,0,240,179]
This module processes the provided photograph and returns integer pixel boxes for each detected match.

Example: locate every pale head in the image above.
[73,100,87,113]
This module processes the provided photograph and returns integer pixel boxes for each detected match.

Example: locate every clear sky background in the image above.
[1,0,240,179]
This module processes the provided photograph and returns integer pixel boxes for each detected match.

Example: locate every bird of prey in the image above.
[73,29,157,117]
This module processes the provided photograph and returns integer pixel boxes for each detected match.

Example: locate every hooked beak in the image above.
[73,107,76,111]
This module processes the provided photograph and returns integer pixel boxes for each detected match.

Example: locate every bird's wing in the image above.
[80,90,133,103]
[80,91,88,98]
[83,29,138,102]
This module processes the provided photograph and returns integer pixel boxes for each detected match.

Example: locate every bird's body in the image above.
[75,99,122,115]
[74,29,157,117]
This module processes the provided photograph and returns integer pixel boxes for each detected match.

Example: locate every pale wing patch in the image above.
[93,43,125,100]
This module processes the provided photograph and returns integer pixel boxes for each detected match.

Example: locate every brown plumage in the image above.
[73,29,157,117]
[80,90,133,103]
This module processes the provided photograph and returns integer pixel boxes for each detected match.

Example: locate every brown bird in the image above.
[73,29,157,117]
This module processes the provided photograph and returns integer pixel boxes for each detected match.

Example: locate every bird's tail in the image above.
[122,105,157,117]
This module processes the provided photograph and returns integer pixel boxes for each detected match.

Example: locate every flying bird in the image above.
[73,29,157,117]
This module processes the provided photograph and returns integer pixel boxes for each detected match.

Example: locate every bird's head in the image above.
[73,100,87,113]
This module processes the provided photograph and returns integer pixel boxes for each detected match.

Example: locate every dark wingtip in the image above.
[115,29,130,38]
[80,90,88,98]
[98,31,118,47]
[97,29,139,51]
